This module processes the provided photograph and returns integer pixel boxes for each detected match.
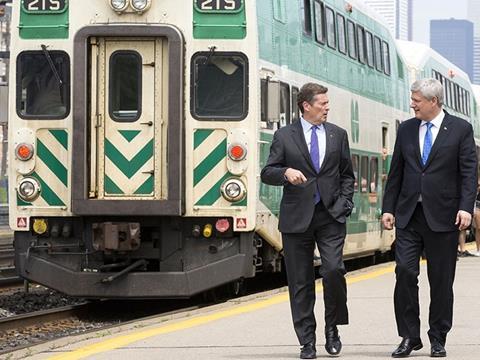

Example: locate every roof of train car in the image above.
[395,40,470,82]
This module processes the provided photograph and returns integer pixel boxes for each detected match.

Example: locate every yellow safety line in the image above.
[48,264,396,360]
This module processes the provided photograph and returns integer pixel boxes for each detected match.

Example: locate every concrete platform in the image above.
[7,243,480,360]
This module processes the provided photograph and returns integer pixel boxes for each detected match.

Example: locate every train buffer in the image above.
[8,243,480,359]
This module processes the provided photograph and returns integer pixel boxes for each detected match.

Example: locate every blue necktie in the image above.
[422,122,433,166]
[310,125,321,204]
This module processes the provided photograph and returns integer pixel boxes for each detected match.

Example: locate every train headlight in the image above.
[109,0,128,12]
[131,0,151,12]
[17,177,41,202]
[221,178,246,202]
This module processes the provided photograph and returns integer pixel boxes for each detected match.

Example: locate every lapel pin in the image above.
[444,127,447,130]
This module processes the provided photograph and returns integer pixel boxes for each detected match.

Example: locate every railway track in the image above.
[0,299,202,355]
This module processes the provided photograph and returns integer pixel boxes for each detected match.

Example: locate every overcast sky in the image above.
[413,0,468,45]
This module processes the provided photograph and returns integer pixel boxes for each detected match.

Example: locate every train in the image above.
[6,0,479,298]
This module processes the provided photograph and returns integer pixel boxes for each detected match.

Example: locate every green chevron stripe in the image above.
[49,130,68,150]
[17,194,32,207]
[134,176,154,194]
[194,129,214,149]
[119,130,141,143]
[33,172,65,206]
[193,138,227,185]
[36,139,68,187]
[105,175,124,194]
[195,172,231,206]
[105,139,153,178]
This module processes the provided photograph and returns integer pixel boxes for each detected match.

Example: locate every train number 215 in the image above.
[196,0,241,11]
[24,0,65,12]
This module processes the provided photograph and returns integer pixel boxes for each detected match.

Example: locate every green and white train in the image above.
[8,0,479,298]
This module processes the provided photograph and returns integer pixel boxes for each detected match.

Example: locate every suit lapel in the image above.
[414,119,422,168]
[423,113,452,169]
[290,120,316,172]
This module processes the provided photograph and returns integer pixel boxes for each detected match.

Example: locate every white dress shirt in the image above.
[300,117,326,169]
[419,110,445,156]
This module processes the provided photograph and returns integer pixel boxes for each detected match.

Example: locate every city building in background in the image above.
[468,0,480,84]
[363,0,412,40]
[430,19,474,82]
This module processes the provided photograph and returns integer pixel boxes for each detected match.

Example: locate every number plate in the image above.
[22,0,67,13]
[195,0,243,12]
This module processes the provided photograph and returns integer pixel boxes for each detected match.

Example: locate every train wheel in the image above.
[228,278,246,297]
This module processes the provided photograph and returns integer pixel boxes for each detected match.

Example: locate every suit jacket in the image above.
[382,111,478,232]
[260,120,355,233]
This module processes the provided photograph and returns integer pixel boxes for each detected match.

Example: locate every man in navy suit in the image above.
[261,83,354,359]
[382,78,477,358]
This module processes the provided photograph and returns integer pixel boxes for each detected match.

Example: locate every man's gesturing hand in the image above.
[284,168,307,185]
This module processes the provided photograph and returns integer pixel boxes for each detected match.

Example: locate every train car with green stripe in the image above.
[7,0,472,299]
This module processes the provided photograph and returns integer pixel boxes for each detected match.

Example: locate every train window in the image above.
[16,51,70,119]
[351,154,359,192]
[314,0,325,44]
[360,156,368,193]
[374,36,383,72]
[382,41,391,75]
[292,86,300,122]
[356,25,365,64]
[191,52,248,120]
[109,51,142,122]
[369,157,378,193]
[446,80,452,108]
[466,92,471,116]
[365,31,374,68]
[347,20,357,59]
[454,84,459,112]
[279,82,291,127]
[301,0,312,37]
[397,54,404,79]
[325,7,336,49]
[336,13,347,55]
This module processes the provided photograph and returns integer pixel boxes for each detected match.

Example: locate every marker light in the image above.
[203,224,213,238]
[33,219,48,235]
[228,144,247,161]
[215,218,230,233]
[131,0,151,11]
[221,178,247,202]
[15,143,34,161]
[17,177,41,202]
[110,0,128,11]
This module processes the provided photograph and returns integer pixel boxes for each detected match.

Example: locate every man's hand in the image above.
[455,210,472,231]
[382,213,395,230]
[284,168,307,185]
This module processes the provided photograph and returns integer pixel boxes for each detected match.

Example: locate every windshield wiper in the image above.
[41,44,63,86]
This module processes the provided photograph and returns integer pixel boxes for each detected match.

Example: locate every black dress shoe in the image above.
[300,342,316,359]
[325,325,342,356]
[391,337,423,358]
[430,342,446,357]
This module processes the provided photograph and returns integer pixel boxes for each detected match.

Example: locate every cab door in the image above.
[91,38,160,199]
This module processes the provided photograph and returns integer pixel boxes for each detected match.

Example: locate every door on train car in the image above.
[89,38,165,199]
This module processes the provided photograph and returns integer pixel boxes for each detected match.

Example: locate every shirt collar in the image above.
[300,116,324,132]
[421,110,445,128]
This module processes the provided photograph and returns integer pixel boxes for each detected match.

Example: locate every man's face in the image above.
[410,91,439,121]
[303,93,330,124]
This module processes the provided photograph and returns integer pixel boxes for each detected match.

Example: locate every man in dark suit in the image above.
[382,78,477,358]
[261,83,354,359]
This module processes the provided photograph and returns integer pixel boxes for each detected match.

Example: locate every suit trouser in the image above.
[394,203,458,345]
[282,203,348,345]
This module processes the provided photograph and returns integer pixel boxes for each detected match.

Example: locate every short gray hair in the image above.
[411,78,444,106]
